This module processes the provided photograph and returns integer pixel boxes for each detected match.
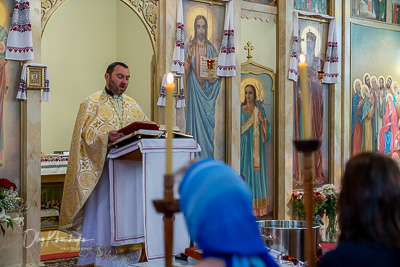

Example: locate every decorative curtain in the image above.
[6,0,34,61]
[288,11,339,84]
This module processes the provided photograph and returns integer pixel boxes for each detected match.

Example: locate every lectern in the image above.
[107,138,201,260]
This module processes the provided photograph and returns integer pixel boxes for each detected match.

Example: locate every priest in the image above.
[59,62,149,266]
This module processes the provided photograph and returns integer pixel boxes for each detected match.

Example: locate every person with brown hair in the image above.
[60,62,150,266]
[318,152,400,266]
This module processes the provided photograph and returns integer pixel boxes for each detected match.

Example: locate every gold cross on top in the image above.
[244,41,254,59]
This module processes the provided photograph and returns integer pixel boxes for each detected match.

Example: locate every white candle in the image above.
[299,54,311,139]
[165,73,175,174]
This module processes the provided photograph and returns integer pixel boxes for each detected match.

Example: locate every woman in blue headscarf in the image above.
[179,159,278,267]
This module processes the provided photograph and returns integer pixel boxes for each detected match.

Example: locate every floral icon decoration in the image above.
[292,184,340,243]
[0,178,26,236]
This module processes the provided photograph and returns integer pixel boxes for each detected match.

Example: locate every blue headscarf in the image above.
[179,159,278,267]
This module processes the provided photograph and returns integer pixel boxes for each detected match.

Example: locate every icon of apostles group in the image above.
[351,73,400,163]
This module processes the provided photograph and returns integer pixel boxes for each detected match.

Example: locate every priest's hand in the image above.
[108,130,124,144]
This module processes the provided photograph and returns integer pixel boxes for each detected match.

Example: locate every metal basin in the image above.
[258,220,320,261]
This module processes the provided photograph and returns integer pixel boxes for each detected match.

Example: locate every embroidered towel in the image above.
[322,18,339,83]
[18,63,50,101]
[176,76,185,108]
[157,74,185,108]
[6,0,34,61]
[157,74,167,107]
[288,11,340,84]
[171,0,185,74]
[217,0,236,77]
[288,12,300,81]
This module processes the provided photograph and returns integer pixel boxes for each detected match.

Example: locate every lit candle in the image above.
[165,73,175,174]
[299,54,311,139]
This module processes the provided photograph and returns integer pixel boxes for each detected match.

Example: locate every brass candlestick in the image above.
[153,173,180,267]
[293,140,321,267]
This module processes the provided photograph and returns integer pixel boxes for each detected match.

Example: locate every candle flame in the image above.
[299,54,306,63]
[166,73,174,86]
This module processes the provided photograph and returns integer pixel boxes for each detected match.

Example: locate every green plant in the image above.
[320,184,340,243]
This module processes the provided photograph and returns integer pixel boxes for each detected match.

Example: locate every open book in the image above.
[117,121,159,135]
[109,121,162,148]
[108,122,193,148]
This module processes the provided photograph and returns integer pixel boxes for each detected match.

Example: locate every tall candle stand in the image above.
[293,139,321,267]
[153,176,180,267]
[153,73,179,267]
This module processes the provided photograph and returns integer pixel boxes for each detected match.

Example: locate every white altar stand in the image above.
[107,139,201,260]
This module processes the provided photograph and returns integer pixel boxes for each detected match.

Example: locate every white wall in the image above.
[116,1,152,119]
[241,18,276,72]
[41,0,152,154]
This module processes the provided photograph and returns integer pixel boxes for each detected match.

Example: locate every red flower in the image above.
[0,178,17,190]
[317,196,322,201]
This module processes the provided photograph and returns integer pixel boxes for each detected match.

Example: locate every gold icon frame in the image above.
[27,66,46,89]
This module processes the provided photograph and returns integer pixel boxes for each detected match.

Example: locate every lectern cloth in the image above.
[59,89,149,230]
[77,164,141,266]
[108,139,201,260]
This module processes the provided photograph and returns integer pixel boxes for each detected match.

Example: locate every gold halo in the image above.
[393,81,399,93]
[362,72,370,85]
[361,84,369,99]
[0,1,9,27]
[386,75,393,85]
[370,75,378,86]
[300,25,321,56]
[353,78,362,94]
[240,77,265,103]
[186,5,215,42]
[378,75,385,85]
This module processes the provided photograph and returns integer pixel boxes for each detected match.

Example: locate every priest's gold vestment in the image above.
[59,90,149,230]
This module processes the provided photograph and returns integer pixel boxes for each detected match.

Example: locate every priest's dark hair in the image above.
[339,152,400,251]
[106,62,129,75]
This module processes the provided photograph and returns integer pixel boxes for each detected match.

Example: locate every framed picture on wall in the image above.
[41,183,63,230]
[26,66,46,89]
[392,0,400,24]
[179,0,227,160]
[241,45,276,218]
[243,0,277,7]
[293,18,330,189]
[294,0,328,14]
[352,0,386,22]
[350,23,400,159]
